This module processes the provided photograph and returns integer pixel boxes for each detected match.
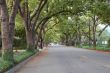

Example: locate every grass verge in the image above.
[0,50,38,73]
[81,45,110,51]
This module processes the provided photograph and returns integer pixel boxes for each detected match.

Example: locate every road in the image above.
[16,45,110,73]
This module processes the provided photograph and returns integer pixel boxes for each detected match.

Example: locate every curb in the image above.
[5,51,41,73]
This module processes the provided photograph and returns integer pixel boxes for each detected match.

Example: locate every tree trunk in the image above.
[9,0,20,47]
[77,23,81,47]
[22,0,35,52]
[92,15,96,49]
[88,19,91,47]
[39,32,43,49]
[35,19,48,49]
[25,25,35,52]
[0,0,13,62]
[35,26,43,49]
[65,34,69,45]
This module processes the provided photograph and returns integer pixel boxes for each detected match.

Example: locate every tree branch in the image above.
[45,22,59,32]
[35,10,72,31]
[30,0,43,20]
[9,0,20,23]
[98,24,108,36]
[31,0,47,22]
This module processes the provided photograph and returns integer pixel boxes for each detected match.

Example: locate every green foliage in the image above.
[0,50,37,72]
[44,19,61,44]
[14,14,26,49]
[0,59,13,72]
[81,45,110,51]
[14,51,35,63]
[28,0,39,11]
[1,1,110,72]
[15,15,25,38]
[108,38,110,47]
[96,47,110,51]
[95,2,110,23]
[2,49,14,64]
[82,45,92,49]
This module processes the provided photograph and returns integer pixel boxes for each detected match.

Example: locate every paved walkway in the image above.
[16,46,110,73]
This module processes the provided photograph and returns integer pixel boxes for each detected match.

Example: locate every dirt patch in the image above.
[25,48,48,65]
[89,48,110,54]
[95,50,110,54]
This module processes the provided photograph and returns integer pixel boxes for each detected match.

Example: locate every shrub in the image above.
[0,50,37,72]
[108,38,110,47]
[0,58,13,72]
[14,50,35,63]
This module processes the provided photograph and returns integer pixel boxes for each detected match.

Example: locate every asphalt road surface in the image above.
[16,45,110,73]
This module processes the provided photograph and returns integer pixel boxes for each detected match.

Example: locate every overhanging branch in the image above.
[98,24,108,36]
[35,10,73,31]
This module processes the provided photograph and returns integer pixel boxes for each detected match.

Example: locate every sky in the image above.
[107,26,110,32]
[99,24,110,33]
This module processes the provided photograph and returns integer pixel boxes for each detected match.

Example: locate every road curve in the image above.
[16,45,110,73]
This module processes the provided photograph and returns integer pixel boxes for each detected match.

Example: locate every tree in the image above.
[0,0,20,62]
[108,38,110,47]
[18,0,48,51]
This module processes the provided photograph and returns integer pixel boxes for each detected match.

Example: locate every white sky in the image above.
[98,24,110,33]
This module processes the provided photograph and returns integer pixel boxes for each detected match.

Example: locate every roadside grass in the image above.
[0,49,38,72]
[0,58,13,72]
[81,45,110,51]
[81,45,92,49]
[95,47,110,51]
[14,50,35,63]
